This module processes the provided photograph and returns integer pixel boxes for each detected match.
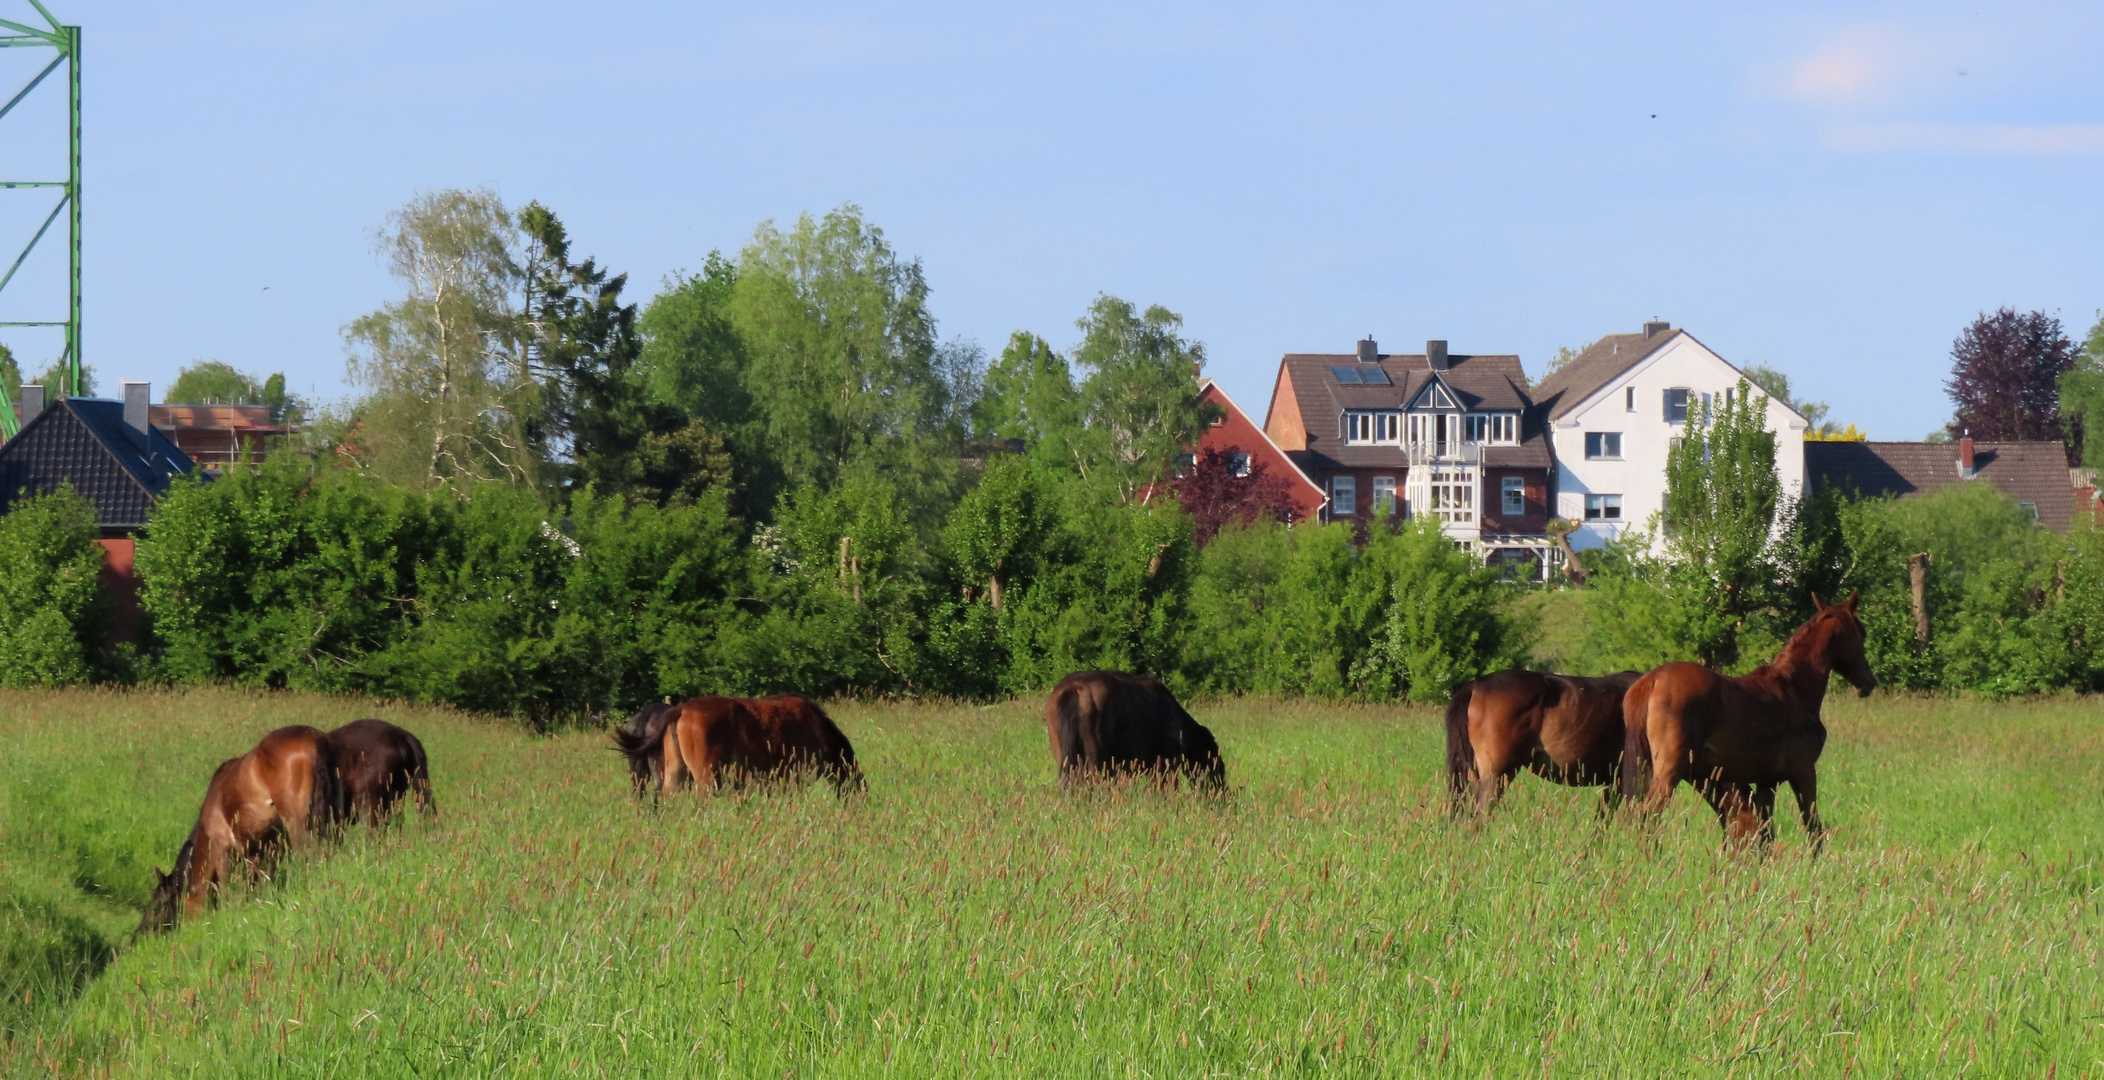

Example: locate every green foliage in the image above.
[2061,311,2104,466]
[0,486,110,687]
[0,342,18,402]
[164,361,258,405]
[1070,296,1215,499]
[1832,483,2088,696]
[977,331,1084,472]
[728,205,955,518]
[341,188,542,491]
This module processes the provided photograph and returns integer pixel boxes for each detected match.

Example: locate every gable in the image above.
[1558,334,1807,429]
[0,400,196,533]
[1410,379,1459,411]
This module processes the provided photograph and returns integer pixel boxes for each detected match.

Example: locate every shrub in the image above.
[0,485,111,687]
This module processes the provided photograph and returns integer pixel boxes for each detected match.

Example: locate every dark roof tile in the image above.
[1805,440,2076,532]
[0,398,197,533]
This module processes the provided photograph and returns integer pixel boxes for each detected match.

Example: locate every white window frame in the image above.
[1372,476,1397,517]
[1228,451,1252,477]
[1331,476,1357,516]
[1425,467,1475,523]
[1501,476,1525,515]
[1344,411,1401,446]
[1584,432,1622,460]
[1584,493,1623,521]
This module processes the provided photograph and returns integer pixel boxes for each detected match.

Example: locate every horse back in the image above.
[1045,670,1217,780]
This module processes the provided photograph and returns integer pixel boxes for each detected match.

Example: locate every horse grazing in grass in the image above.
[1045,670,1225,789]
[1445,668,1643,815]
[140,726,346,932]
[1621,592,1875,848]
[612,695,862,795]
[326,719,436,823]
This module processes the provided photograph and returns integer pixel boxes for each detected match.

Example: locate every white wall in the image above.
[1552,335,1806,550]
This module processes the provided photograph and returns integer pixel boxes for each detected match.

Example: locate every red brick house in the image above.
[1263,337,1558,575]
[1192,377,1327,520]
[150,403,293,467]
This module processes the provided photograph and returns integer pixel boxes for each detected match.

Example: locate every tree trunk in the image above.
[1555,531,1587,587]
[1907,552,1931,649]
[988,574,1003,613]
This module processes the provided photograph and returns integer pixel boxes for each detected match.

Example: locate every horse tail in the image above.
[611,706,669,776]
[1046,680,1087,784]
[407,732,437,819]
[1444,679,1476,811]
[1620,675,1655,802]
[309,734,346,835]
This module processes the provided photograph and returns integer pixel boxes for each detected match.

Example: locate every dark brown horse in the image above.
[1045,670,1225,789]
[326,719,436,823]
[1621,592,1876,847]
[1445,668,1643,814]
[141,725,346,932]
[612,695,862,794]
[614,700,682,795]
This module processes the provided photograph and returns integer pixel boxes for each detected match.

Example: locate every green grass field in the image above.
[1,688,2100,1077]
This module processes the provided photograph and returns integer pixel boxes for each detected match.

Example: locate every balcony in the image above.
[1404,440,1482,466]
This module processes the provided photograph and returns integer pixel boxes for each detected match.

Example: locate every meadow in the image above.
[1,687,2100,1077]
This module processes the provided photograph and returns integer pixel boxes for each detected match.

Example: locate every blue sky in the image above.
[1,1,2100,439]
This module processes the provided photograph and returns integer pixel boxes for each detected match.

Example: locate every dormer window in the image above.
[1344,410,1401,445]
[1413,383,1457,410]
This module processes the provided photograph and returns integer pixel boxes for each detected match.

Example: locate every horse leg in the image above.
[660,722,690,793]
[1751,784,1779,849]
[1699,780,1763,849]
[1469,725,1525,815]
[1791,773,1826,853]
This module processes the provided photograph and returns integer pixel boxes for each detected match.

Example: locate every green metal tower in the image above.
[0,1,79,437]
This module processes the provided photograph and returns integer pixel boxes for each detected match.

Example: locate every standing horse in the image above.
[1445,669,1643,815]
[1045,670,1225,789]
[140,725,347,932]
[326,719,436,823]
[1621,592,1875,847]
[612,695,862,795]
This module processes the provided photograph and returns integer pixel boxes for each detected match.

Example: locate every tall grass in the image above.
[3,689,2100,1076]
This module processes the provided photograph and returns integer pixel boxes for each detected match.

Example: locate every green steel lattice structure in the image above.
[0,1,79,437]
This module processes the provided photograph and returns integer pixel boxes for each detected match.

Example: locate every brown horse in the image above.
[326,719,436,823]
[613,700,682,795]
[1445,668,1643,815]
[140,725,346,932]
[1045,670,1225,789]
[612,695,862,794]
[1621,592,1876,847]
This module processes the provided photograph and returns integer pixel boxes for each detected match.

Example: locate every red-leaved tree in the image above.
[1173,447,1302,547]
[1944,308,2078,454]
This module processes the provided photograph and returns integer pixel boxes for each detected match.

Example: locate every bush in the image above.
[0,485,111,687]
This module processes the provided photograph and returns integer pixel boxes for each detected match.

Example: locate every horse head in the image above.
[1810,590,1876,697]
[137,840,195,935]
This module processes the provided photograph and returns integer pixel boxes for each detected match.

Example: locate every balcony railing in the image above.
[1404,440,1483,466]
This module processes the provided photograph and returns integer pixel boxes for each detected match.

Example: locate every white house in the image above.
[1531,321,1806,551]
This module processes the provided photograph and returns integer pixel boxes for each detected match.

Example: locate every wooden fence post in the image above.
[1907,552,1931,649]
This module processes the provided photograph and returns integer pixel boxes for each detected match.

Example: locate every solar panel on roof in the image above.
[1358,369,1391,385]
[1329,366,1362,384]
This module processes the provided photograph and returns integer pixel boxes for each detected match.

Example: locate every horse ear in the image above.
[1809,590,1824,610]
[1845,590,1860,611]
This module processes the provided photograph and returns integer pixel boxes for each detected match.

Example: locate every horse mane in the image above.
[1748,602,1857,684]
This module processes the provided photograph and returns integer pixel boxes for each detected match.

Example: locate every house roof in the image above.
[1273,351,1553,469]
[0,398,197,533]
[1531,327,1686,420]
[152,403,293,433]
[1197,377,1326,504]
[1805,440,2077,533]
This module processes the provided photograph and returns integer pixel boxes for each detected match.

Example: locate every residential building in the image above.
[1807,436,2081,533]
[0,382,198,641]
[1263,337,1557,574]
[1192,376,1328,521]
[1531,321,1807,550]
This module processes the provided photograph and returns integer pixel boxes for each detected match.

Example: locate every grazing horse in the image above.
[1445,668,1643,815]
[140,726,346,932]
[612,695,862,795]
[1621,592,1876,847]
[1045,670,1225,789]
[326,719,436,823]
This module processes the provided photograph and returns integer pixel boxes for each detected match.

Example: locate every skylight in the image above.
[1331,366,1390,385]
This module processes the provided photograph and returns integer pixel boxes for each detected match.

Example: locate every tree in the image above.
[1173,447,1301,546]
[167,360,258,404]
[977,331,1085,472]
[1655,379,1786,669]
[636,253,765,514]
[727,205,953,512]
[1541,345,1580,380]
[2059,311,2104,467]
[342,189,541,491]
[1944,308,2078,457]
[1741,362,1847,437]
[517,201,675,502]
[1070,295,1215,500]
[0,342,18,402]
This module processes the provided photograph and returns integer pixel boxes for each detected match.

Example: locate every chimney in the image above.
[1356,336,1378,363]
[1426,339,1449,371]
[19,384,44,424]
[1958,431,1975,479]
[1643,320,1671,339]
[123,381,152,448]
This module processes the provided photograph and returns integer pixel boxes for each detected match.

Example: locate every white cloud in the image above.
[1823,121,2104,155]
